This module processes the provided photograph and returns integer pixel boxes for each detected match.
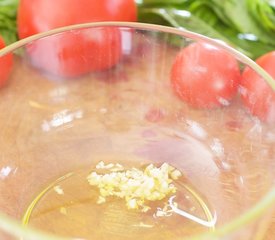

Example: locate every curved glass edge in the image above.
[0,21,274,90]
[0,211,69,240]
[0,188,273,240]
[0,21,273,239]
[191,187,275,240]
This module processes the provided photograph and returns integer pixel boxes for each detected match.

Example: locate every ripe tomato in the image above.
[171,42,241,108]
[0,36,13,87]
[17,0,137,78]
[17,0,137,39]
[27,27,121,78]
[241,51,275,123]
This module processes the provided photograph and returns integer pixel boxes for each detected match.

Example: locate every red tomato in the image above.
[171,42,241,108]
[0,36,13,87]
[17,0,137,38]
[17,0,136,78]
[27,27,122,78]
[241,51,275,123]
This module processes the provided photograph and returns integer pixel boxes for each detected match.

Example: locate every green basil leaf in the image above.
[0,0,18,45]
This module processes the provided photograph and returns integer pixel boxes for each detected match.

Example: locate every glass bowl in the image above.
[0,22,274,240]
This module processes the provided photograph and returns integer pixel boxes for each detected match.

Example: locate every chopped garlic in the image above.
[127,198,138,209]
[54,185,64,195]
[171,169,182,180]
[133,222,153,228]
[105,163,115,169]
[60,207,67,215]
[96,161,105,169]
[87,162,182,211]
[141,206,151,213]
[97,196,106,204]
[154,202,174,218]
[96,161,124,172]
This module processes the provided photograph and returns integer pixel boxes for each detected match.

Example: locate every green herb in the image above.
[0,0,18,45]
[138,0,275,59]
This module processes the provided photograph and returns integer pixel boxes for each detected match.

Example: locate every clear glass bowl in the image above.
[0,22,274,240]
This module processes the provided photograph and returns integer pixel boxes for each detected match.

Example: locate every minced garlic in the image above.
[87,162,182,212]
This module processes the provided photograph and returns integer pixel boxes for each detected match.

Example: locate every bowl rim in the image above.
[0,21,274,91]
[0,21,274,240]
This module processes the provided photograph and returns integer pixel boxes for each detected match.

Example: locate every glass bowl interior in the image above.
[0,22,274,240]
